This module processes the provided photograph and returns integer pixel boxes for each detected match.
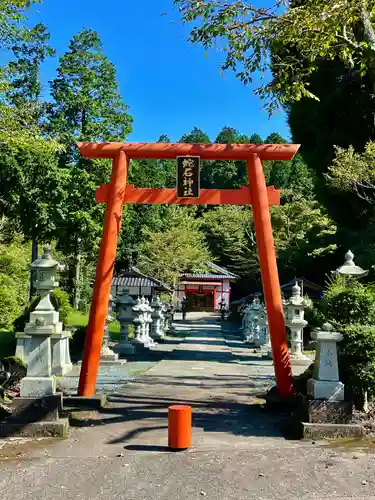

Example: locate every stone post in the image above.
[114,289,136,356]
[150,296,165,341]
[285,283,308,361]
[307,323,344,401]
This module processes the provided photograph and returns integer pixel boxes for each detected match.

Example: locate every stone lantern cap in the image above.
[334,250,368,278]
[30,245,63,271]
[117,288,134,305]
[132,297,143,312]
[252,298,261,309]
[286,282,306,306]
[311,322,343,342]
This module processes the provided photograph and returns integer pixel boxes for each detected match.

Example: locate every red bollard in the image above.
[168,405,192,450]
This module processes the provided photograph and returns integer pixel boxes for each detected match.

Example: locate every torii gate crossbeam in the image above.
[76,142,300,399]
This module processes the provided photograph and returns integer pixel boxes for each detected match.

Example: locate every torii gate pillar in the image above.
[248,154,292,395]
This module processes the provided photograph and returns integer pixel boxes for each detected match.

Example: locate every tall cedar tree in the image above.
[0,23,60,298]
[49,29,133,308]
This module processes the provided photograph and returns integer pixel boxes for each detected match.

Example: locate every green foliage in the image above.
[13,288,72,332]
[0,148,71,243]
[50,289,72,325]
[0,238,30,329]
[46,28,133,305]
[339,324,375,400]
[0,10,60,153]
[202,205,258,275]
[322,276,375,326]
[66,310,88,328]
[69,325,87,359]
[50,28,132,160]
[292,363,315,395]
[137,207,212,288]
[0,275,20,329]
[271,198,338,276]
[327,140,375,203]
[175,0,375,113]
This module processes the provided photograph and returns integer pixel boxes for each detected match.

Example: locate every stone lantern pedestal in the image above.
[0,246,69,438]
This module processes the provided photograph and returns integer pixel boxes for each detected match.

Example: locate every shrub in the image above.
[13,288,72,332]
[0,275,21,330]
[13,295,39,332]
[325,286,375,325]
[50,289,72,325]
[69,325,87,360]
[304,298,326,330]
[322,275,375,326]
[338,324,375,403]
[292,363,315,395]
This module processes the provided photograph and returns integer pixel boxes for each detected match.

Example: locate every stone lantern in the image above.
[241,303,250,333]
[285,282,308,361]
[245,298,261,345]
[100,294,126,364]
[4,245,69,438]
[219,298,226,320]
[333,250,368,279]
[20,245,72,396]
[255,305,270,349]
[114,289,136,356]
[132,297,149,349]
[150,296,165,341]
[143,298,156,346]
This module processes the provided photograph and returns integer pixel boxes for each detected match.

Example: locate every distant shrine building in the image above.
[177,262,238,312]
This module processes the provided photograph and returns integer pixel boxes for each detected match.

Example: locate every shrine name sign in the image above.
[176,156,200,198]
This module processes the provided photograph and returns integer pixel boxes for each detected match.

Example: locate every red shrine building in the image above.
[177,262,239,312]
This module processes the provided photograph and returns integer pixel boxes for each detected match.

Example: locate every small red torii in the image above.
[76,141,300,399]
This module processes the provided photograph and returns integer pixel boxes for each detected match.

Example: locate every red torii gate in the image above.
[76,141,300,398]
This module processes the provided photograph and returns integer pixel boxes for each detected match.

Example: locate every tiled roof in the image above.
[180,262,239,281]
[111,266,172,291]
[112,276,161,288]
[205,262,239,278]
[181,273,236,280]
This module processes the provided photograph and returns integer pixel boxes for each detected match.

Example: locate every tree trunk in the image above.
[73,251,82,310]
[29,235,38,300]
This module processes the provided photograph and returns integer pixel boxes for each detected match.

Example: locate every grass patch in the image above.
[0,330,16,358]
[66,310,89,327]
[66,310,134,346]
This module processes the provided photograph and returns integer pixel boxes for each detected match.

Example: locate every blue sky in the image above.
[26,0,290,143]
